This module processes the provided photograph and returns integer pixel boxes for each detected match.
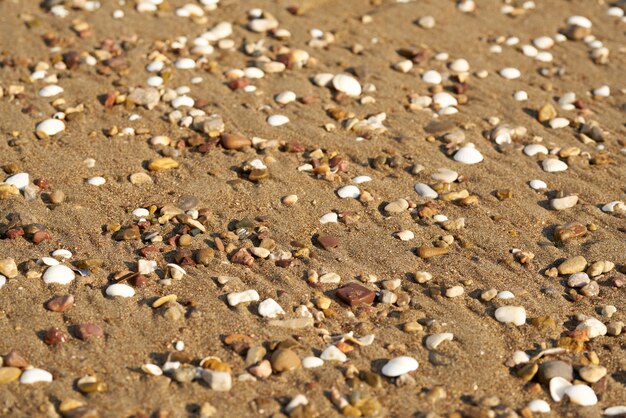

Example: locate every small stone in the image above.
[538,360,573,384]
[336,283,375,306]
[414,183,438,199]
[385,198,409,213]
[453,145,483,164]
[527,400,550,413]
[558,256,587,275]
[49,189,65,204]
[302,357,324,369]
[320,345,347,362]
[445,286,464,298]
[0,259,18,278]
[270,349,301,372]
[580,281,599,297]
[249,360,272,379]
[36,119,65,137]
[481,288,498,301]
[19,368,53,384]
[417,246,448,259]
[537,103,557,122]
[564,385,598,406]
[332,74,362,97]
[516,362,539,382]
[0,367,21,384]
[148,157,179,171]
[227,289,260,307]
[76,323,104,341]
[553,223,587,242]
[579,365,607,383]
[606,321,623,336]
[105,283,135,298]
[317,234,339,250]
[542,158,568,172]
[550,195,578,210]
[196,248,214,266]
[201,370,232,391]
[337,185,360,199]
[576,317,606,339]
[381,356,418,377]
[499,67,521,79]
[44,327,69,346]
[567,272,590,288]
[495,306,526,326]
[4,351,28,368]
[258,298,285,318]
[221,133,251,150]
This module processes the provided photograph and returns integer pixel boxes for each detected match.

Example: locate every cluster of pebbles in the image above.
[0,0,625,417]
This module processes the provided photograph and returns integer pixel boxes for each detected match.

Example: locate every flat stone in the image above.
[558,256,587,275]
[385,198,409,213]
[0,367,21,384]
[221,133,251,150]
[76,323,104,341]
[270,349,300,372]
[381,356,418,377]
[317,234,339,250]
[336,283,375,306]
[538,360,573,384]
[579,365,607,383]
[0,258,18,279]
[417,246,448,259]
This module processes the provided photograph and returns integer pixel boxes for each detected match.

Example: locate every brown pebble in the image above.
[44,327,69,346]
[317,234,339,250]
[46,294,75,312]
[49,189,65,204]
[221,133,251,150]
[0,367,21,384]
[417,246,449,259]
[76,323,104,341]
[270,348,301,373]
[32,230,52,244]
[4,351,28,368]
[231,248,254,266]
[336,282,375,307]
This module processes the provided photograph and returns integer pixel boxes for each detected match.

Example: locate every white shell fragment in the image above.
[332,74,362,97]
[605,406,626,416]
[499,68,521,79]
[302,356,324,369]
[524,144,548,156]
[319,213,338,224]
[142,364,163,376]
[494,306,526,326]
[542,159,568,172]
[257,298,285,318]
[106,283,136,298]
[5,173,29,191]
[36,119,65,136]
[20,368,53,384]
[87,176,106,186]
[320,345,347,362]
[425,333,453,350]
[381,356,419,377]
[39,85,64,98]
[43,265,75,285]
[337,185,360,199]
[414,183,438,199]
[528,399,551,413]
[227,290,259,307]
[529,180,547,190]
[565,385,598,406]
[453,145,484,164]
[275,91,296,104]
[175,58,196,69]
[550,377,572,402]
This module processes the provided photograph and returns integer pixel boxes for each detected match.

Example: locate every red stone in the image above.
[336,283,375,307]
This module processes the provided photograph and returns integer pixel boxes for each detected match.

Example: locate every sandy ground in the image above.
[0,0,625,417]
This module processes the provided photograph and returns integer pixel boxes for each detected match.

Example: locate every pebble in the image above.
[385,198,409,213]
[38,85,64,97]
[0,275,5,290]
[46,294,74,312]
[425,333,453,350]
[446,286,464,298]
[558,256,587,275]
[352,175,372,184]
[381,356,418,377]
[19,368,53,384]
[201,370,232,391]
[453,145,483,164]
[549,118,570,129]
[0,259,18,278]
[302,356,324,369]
[76,323,104,340]
[538,360,573,384]
[105,283,135,298]
[449,59,470,73]
[275,91,296,105]
[396,230,414,241]
[267,115,289,127]
[320,345,347,362]
[524,144,548,156]
[36,119,65,137]
[336,282,375,306]
[567,272,590,288]
[592,85,610,98]
[337,185,360,199]
[221,133,251,150]
[175,58,196,69]
[171,96,194,108]
[43,265,75,285]
[141,364,163,376]
[332,74,362,97]
[550,195,578,210]
[529,180,547,190]
[499,68,521,79]
[431,168,458,183]
[257,298,285,318]
[527,400,551,413]
[227,290,259,307]
[422,70,442,84]
[270,349,301,372]
[0,367,21,384]
[514,91,528,101]
[433,92,457,108]
[565,385,598,406]
[579,365,607,383]
[87,176,106,186]
[495,306,526,326]
[542,158,568,172]
[414,183,438,199]
[5,173,29,190]
[576,317,607,339]
[319,213,338,224]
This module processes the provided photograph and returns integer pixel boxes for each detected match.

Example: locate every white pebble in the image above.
[320,345,347,362]
[576,317,607,339]
[337,185,360,199]
[602,201,626,213]
[243,67,264,79]
[568,15,592,29]
[422,70,442,84]
[607,7,624,18]
[425,333,453,350]
[393,60,413,73]
[352,175,371,184]
[332,74,362,97]
[542,159,568,172]
[533,36,554,50]
[43,265,75,285]
[147,76,163,87]
[514,91,528,101]
[494,306,526,326]
[524,144,548,156]
[529,179,547,190]
[87,176,106,186]
[38,85,64,98]
[414,183,438,199]
[20,368,53,384]
[313,73,334,87]
[499,68,521,79]
[592,85,610,97]
[605,406,626,416]
[549,118,570,129]
[106,283,135,298]
[453,145,483,164]
[449,59,470,73]
[432,92,457,108]
[512,351,530,365]
[267,115,289,127]
[431,168,458,183]
[275,91,296,105]
[36,119,65,136]
[528,399,551,413]
[5,173,29,190]
[565,385,598,406]
[497,290,515,299]
[396,230,414,241]
[171,96,195,108]
[227,289,260,307]
[132,208,150,217]
[257,298,285,318]
[0,275,5,290]
[319,213,338,224]
[175,58,196,69]
[381,356,418,377]
[302,356,324,369]
[142,364,163,376]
